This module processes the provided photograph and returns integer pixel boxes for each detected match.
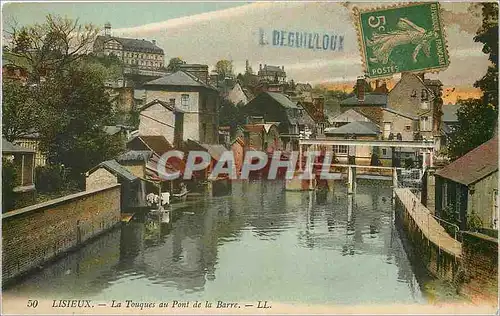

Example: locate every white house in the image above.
[143,71,220,144]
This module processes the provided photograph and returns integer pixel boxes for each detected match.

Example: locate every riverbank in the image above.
[2,181,489,311]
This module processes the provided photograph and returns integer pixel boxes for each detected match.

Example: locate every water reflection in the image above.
[6,180,427,304]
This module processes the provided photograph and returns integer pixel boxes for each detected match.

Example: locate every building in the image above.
[143,71,220,144]
[2,138,36,210]
[298,95,327,136]
[85,159,146,209]
[329,109,371,128]
[340,92,388,125]
[244,92,315,151]
[93,23,164,70]
[138,99,184,147]
[225,81,251,106]
[378,108,419,166]
[434,136,498,230]
[387,73,443,141]
[324,121,380,165]
[258,64,286,83]
[12,133,46,167]
[438,103,459,151]
[235,122,282,152]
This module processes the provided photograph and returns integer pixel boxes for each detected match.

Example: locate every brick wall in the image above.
[2,184,121,284]
[459,232,498,302]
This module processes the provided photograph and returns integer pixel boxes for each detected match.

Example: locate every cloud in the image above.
[109,2,488,87]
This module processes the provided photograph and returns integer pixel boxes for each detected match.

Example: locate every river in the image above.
[6,180,441,305]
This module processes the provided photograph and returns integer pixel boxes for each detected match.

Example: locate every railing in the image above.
[395,188,462,257]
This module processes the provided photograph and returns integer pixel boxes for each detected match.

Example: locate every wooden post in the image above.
[352,166,357,193]
[299,143,303,172]
[347,166,353,194]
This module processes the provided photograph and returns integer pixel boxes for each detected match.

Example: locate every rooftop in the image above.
[266,92,299,109]
[116,150,153,162]
[259,65,286,75]
[89,159,138,182]
[435,136,498,186]
[340,93,388,107]
[143,71,217,91]
[324,121,380,136]
[96,35,163,54]
[2,138,35,153]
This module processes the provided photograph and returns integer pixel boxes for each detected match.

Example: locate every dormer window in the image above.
[421,89,429,101]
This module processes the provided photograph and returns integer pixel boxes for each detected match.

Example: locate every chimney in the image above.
[174,112,184,148]
[152,39,156,45]
[418,73,425,80]
[356,77,366,102]
[282,65,285,71]
[104,22,111,37]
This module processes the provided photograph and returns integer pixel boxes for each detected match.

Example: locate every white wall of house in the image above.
[468,172,499,229]
[145,89,219,144]
[227,83,248,105]
[139,103,175,144]
[146,90,200,113]
[382,110,417,141]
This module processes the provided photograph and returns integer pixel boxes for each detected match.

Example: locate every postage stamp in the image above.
[353,2,450,78]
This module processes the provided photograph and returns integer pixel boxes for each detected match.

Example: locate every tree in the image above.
[2,158,18,212]
[35,59,125,181]
[5,14,99,83]
[2,80,40,141]
[214,59,234,80]
[219,99,246,135]
[167,57,186,72]
[447,99,497,159]
[448,3,498,159]
[474,3,498,108]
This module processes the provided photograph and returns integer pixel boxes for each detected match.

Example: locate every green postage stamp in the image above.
[354,2,450,78]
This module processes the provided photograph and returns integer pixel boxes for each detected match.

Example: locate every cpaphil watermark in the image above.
[156,150,342,180]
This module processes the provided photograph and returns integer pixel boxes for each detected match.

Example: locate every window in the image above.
[169,98,176,106]
[405,125,411,131]
[421,89,429,101]
[420,116,429,131]
[383,122,391,139]
[382,148,387,156]
[181,94,189,106]
[332,145,348,155]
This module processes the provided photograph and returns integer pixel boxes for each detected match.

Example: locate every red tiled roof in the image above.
[435,136,498,185]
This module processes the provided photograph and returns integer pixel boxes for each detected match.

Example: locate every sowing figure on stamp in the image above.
[367,18,435,64]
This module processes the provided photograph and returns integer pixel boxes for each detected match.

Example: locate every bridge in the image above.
[299,138,436,149]
[296,138,435,194]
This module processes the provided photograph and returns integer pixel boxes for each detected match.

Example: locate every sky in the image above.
[2,1,491,89]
